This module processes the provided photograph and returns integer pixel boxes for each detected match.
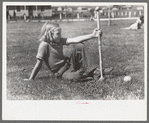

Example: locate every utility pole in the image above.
[108,5,111,26]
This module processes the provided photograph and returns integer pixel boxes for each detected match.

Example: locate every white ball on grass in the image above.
[123,76,132,82]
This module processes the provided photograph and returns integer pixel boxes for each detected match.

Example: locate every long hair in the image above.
[39,21,60,43]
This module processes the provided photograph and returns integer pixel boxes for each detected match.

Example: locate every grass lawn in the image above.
[6,19,145,100]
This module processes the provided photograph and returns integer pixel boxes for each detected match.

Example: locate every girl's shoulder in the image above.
[38,41,50,49]
[39,41,50,46]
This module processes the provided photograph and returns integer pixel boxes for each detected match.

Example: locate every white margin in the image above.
[2,2,147,121]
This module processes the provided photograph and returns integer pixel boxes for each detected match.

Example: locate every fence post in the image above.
[24,14,26,22]
[121,12,123,16]
[108,5,111,26]
[24,6,26,22]
[77,13,80,19]
[111,12,114,18]
[139,11,141,16]
[129,11,131,17]
[118,12,119,15]
[36,6,38,17]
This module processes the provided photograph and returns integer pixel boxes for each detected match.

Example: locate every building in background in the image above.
[6,5,144,21]
[7,5,52,18]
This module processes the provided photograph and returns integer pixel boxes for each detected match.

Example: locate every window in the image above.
[41,6,45,11]
[45,6,51,9]
[16,6,21,12]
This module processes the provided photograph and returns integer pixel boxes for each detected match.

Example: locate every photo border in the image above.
[1,0,148,122]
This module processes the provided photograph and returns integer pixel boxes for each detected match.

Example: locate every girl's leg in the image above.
[70,43,98,75]
[62,68,85,82]
[62,43,98,81]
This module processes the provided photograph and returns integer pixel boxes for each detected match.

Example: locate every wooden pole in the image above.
[95,7,104,81]
[24,5,26,21]
[108,5,111,26]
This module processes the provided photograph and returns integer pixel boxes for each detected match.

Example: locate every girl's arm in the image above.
[24,42,49,81]
[66,28,102,44]
[28,59,43,80]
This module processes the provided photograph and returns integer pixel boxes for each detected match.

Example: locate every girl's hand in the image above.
[92,28,103,38]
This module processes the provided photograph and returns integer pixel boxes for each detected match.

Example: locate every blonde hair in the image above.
[39,21,60,43]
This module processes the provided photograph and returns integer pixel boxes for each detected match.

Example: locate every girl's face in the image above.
[52,27,61,43]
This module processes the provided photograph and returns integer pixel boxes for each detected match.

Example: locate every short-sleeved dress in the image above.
[36,38,97,81]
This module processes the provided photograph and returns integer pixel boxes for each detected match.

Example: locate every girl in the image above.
[25,21,112,82]
[121,15,144,30]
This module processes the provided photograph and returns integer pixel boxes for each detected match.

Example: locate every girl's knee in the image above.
[75,43,86,51]
[76,43,85,48]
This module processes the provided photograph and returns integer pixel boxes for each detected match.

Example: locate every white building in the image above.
[7,5,52,18]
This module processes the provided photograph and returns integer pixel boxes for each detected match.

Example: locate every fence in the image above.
[7,9,144,22]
